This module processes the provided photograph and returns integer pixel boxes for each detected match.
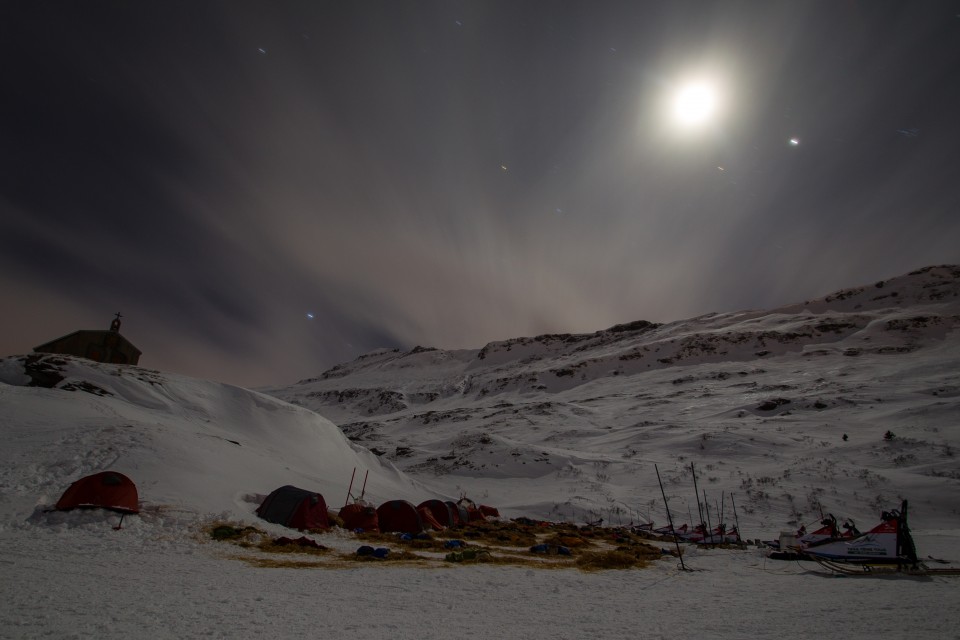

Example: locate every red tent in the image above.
[418,499,456,527]
[256,486,329,530]
[55,471,139,514]
[339,503,379,532]
[417,505,445,531]
[376,500,424,534]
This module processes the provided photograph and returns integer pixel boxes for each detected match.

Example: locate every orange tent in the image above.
[339,503,379,532]
[418,499,456,527]
[55,471,139,514]
[417,505,445,531]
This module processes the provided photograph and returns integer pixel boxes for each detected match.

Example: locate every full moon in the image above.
[671,81,718,126]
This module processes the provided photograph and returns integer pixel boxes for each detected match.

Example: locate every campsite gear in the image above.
[256,485,330,530]
[376,500,424,534]
[343,468,371,506]
[273,536,326,550]
[339,503,379,532]
[530,544,571,556]
[479,505,500,518]
[445,548,489,562]
[55,471,139,514]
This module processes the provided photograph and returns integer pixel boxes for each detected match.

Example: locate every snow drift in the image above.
[0,356,427,529]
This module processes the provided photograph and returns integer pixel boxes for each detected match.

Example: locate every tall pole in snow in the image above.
[656,464,687,571]
[731,493,743,543]
[691,463,705,532]
[716,498,722,535]
[704,490,714,544]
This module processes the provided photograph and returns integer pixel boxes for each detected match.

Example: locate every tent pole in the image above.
[359,470,369,502]
[344,467,356,507]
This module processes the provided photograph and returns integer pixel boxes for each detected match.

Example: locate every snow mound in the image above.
[0,355,429,530]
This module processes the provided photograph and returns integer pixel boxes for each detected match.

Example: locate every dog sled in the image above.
[801,501,960,576]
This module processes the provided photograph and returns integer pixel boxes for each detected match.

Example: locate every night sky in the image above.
[3,1,959,387]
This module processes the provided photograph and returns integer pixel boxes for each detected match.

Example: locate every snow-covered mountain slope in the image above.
[1,266,959,640]
[1,264,957,533]
[0,356,427,529]
[264,265,960,531]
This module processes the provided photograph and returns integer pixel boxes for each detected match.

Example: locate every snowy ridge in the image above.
[266,265,960,530]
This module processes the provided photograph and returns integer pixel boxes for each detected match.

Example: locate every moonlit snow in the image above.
[2,266,959,639]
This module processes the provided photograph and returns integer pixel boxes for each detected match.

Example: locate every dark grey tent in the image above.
[256,485,329,530]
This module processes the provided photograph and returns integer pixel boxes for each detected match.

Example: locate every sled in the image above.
[803,500,960,577]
